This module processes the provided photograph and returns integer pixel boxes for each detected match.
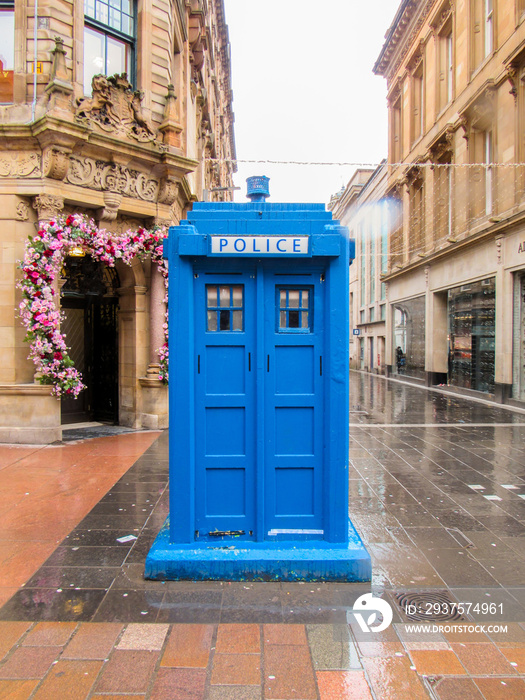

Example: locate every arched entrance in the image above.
[60,255,120,424]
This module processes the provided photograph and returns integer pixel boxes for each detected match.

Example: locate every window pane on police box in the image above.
[219,286,230,307]
[207,286,217,307]
[289,290,300,308]
[289,310,300,328]
[232,310,243,331]
[302,290,309,308]
[219,309,230,330]
[232,285,243,307]
[301,311,309,329]
[207,311,217,332]
[280,290,287,308]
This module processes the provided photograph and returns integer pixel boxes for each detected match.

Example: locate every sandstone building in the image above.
[338,0,525,408]
[0,0,236,442]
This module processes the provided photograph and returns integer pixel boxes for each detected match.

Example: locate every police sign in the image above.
[211,235,309,256]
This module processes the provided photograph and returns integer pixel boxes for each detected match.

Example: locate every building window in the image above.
[0,4,14,104]
[434,156,453,244]
[411,61,424,144]
[380,303,386,320]
[360,226,366,308]
[408,173,425,257]
[380,200,388,276]
[84,0,135,93]
[484,130,493,215]
[388,193,403,270]
[484,0,493,58]
[437,24,453,112]
[360,310,365,324]
[469,128,494,221]
[369,307,375,323]
[369,224,376,304]
[472,0,493,69]
[391,95,403,164]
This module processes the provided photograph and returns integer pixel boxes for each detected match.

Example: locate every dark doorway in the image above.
[60,255,120,424]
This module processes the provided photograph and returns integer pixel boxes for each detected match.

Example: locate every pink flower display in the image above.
[18,214,169,398]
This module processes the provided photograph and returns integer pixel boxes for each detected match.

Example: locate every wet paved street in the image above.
[2,372,525,697]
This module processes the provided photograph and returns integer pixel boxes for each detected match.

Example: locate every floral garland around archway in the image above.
[18,214,168,398]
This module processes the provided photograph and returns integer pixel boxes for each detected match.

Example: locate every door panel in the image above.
[264,271,324,534]
[194,272,256,539]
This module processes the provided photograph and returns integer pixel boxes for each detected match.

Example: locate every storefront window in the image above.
[0,7,14,104]
[392,296,426,379]
[513,273,525,401]
[448,278,495,393]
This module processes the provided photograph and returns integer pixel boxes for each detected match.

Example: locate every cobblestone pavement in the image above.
[2,372,525,698]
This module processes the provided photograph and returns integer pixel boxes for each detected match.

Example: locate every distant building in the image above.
[329,165,390,375]
[0,0,236,442]
[369,0,525,406]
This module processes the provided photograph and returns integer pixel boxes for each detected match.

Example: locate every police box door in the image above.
[264,268,324,537]
[194,264,325,541]
[194,269,256,540]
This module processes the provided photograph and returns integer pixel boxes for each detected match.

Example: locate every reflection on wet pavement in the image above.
[350,370,525,425]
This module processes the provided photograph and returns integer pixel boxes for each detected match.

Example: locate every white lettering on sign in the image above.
[211,236,309,255]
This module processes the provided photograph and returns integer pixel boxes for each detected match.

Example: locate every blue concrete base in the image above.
[144,518,371,582]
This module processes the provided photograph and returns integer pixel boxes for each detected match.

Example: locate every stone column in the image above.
[139,258,169,430]
[147,261,166,377]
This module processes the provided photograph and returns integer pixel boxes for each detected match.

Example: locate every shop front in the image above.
[447,278,496,394]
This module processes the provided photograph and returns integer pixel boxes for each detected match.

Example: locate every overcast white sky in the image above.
[222,0,397,204]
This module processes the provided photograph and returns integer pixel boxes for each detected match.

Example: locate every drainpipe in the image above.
[31,0,38,122]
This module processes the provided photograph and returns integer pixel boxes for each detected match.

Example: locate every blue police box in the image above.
[145,177,371,581]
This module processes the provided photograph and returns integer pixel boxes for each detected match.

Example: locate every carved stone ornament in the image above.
[495,235,503,265]
[158,178,179,206]
[505,64,518,99]
[75,74,157,143]
[67,156,159,202]
[43,147,70,181]
[0,152,41,178]
[428,126,454,162]
[15,201,30,221]
[97,191,122,223]
[32,194,64,222]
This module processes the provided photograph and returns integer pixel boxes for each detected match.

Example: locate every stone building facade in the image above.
[0,0,236,443]
[370,0,525,406]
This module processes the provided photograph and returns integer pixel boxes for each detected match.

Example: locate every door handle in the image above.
[267,355,270,372]
[248,352,251,372]
[198,355,200,374]
[320,355,323,376]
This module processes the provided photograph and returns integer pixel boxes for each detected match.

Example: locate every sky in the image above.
[222,0,398,204]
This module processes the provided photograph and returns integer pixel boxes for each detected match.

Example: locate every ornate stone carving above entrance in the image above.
[0,152,41,178]
[67,156,160,202]
[75,74,157,143]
